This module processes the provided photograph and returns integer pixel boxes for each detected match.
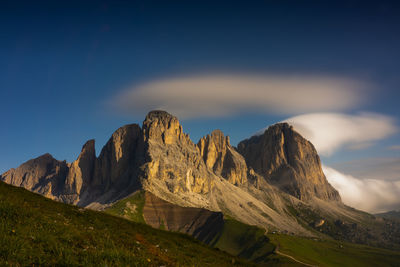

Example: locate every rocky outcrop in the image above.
[0,153,69,200]
[143,191,224,243]
[143,110,188,145]
[0,124,145,206]
[142,111,214,194]
[1,111,215,206]
[86,123,144,205]
[197,130,247,185]
[62,140,96,203]
[238,123,341,201]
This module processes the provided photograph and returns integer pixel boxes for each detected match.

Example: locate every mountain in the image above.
[2,110,400,252]
[0,153,69,199]
[238,123,340,201]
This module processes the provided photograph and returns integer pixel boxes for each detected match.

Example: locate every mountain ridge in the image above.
[2,110,400,249]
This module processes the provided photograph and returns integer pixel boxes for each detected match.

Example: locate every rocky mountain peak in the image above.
[141,111,213,195]
[106,124,141,163]
[81,139,95,154]
[91,123,143,192]
[0,152,68,199]
[142,110,184,144]
[238,123,341,201]
[38,152,55,160]
[197,130,247,185]
[63,139,96,203]
[77,140,96,167]
[145,110,175,121]
[210,129,230,147]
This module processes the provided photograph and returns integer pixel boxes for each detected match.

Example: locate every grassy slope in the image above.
[268,233,400,267]
[107,192,400,266]
[0,182,254,266]
[106,190,146,224]
[211,219,271,256]
[105,193,297,265]
[210,219,295,266]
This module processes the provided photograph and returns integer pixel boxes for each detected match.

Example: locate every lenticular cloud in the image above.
[110,74,370,119]
[323,165,400,213]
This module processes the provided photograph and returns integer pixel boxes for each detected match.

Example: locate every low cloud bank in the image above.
[323,165,400,213]
[333,158,400,182]
[111,74,369,119]
[284,113,397,156]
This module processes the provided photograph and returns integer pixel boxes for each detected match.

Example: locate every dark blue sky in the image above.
[1,0,400,173]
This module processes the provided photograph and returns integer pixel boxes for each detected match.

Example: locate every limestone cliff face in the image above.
[143,111,187,145]
[0,153,69,199]
[92,124,143,190]
[62,140,96,203]
[78,123,145,207]
[238,123,341,201]
[142,111,213,194]
[197,130,247,185]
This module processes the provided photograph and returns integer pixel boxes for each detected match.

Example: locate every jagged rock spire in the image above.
[197,130,247,185]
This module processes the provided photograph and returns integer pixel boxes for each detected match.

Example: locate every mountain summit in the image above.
[238,123,340,201]
[2,110,398,248]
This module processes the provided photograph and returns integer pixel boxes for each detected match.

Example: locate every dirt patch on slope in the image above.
[143,191,224,243]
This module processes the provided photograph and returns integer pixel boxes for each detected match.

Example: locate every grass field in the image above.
[0,181,254,266]
[268,233,400,267]
[211,219,274,259]
[105,190,146,224]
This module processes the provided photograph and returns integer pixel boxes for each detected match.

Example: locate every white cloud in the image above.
[110,74,370,119]
[333,158,400,182]
[283,112,397,156]
[323,165,400,213]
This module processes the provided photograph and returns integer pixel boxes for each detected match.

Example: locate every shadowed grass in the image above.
[0,181,254,266]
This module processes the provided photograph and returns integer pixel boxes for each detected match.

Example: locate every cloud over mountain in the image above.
[110,75,370,119]
[284,113,397,155]
[333,158,400,182]
[323,165,400,213]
